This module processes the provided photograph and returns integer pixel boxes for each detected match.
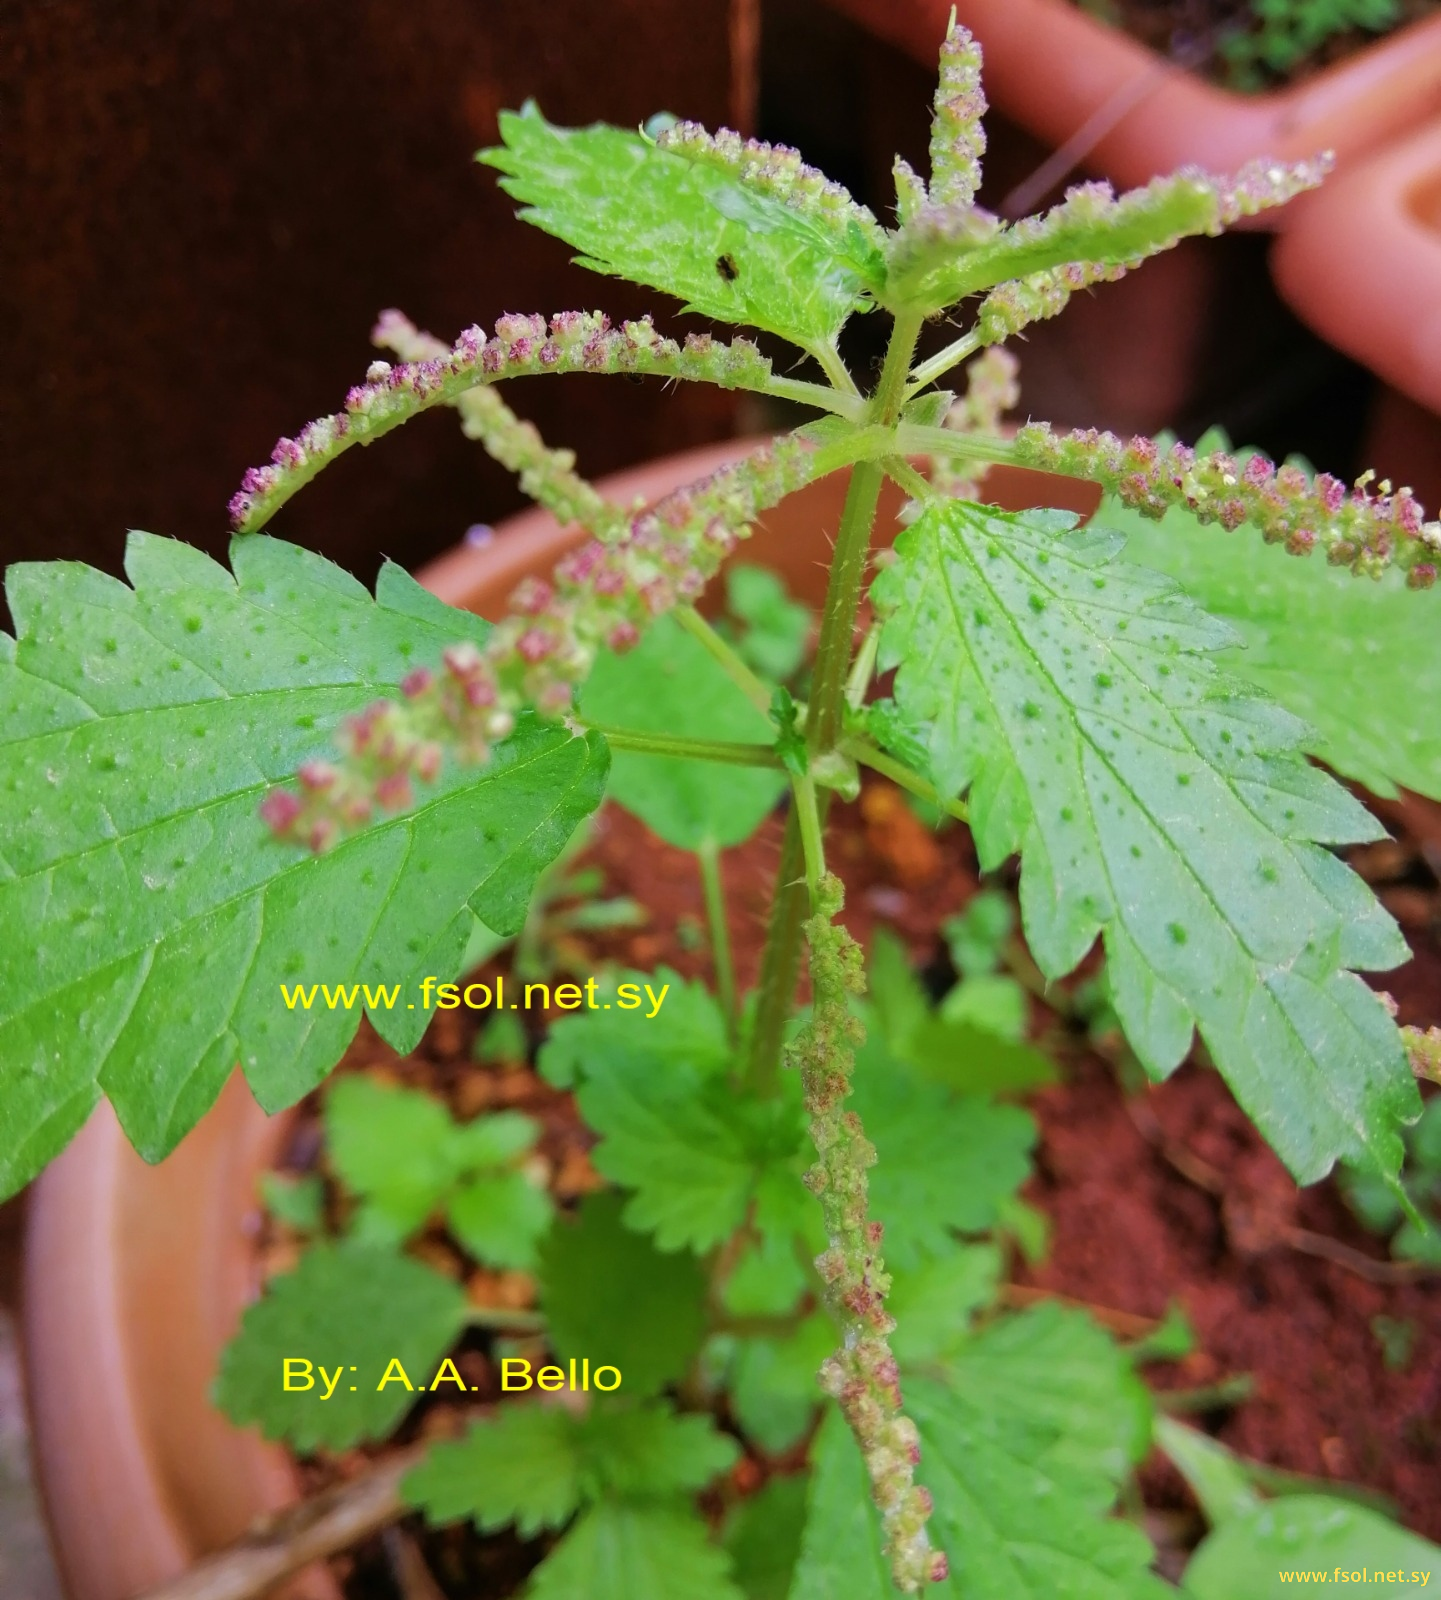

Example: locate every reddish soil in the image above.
[272,784,1441,1594]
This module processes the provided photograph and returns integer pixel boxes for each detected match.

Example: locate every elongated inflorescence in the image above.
[375,310,628,541]
[933,347,1020,502]
[655,120,886,263]
[928,16,986,211]
[229,313,777,532]
[1013,423,1441,584]
[789,875,946,1594]
[259,437,819,851]
[887,154,1331,314]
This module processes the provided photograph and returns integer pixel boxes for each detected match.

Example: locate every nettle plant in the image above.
[6,19,1441,1597]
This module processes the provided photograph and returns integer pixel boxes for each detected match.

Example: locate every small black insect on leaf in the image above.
[716,254,739,283]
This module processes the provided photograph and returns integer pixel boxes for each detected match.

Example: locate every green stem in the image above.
[742,806,810,1098]
[697,839,737,1042]
[883,455,934,503]
[583,721,781,768]
[845,622,881,713]
[765,373,865,421]
[807,314,923,761]
[895,422,1018,465]
[814,341,861,398]
[792,775,825,898]
[673,607,773,714]
[742,313,924,1099]
[906,329,983,395]
[845,737,970,823]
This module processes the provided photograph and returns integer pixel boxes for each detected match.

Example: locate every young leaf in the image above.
[580,613,786,851]
[723,1474,809,1600]
[872,501,1420,1186]
[258,1170,326,1232]
[482,105,876,353]
[0,533,604,1197]
[1183,1495,1440,1597]
[405,1399,736,1535]
[325,1078,549,1264]
[725,564,811,683]
[576,1029,808,1254]
[727,1311,836,1454]
[853,1034,1036,1269]
[538,1192,708,1398]
[538,967,730,1091]
[528,1502,743,1600]
[886,1244,1002,1366]
[214,1243,466,1451]
[447,1169,553,1271]
[1098,487,1441,802]
[405,1406,583,1536]
[325,1077,463,1239]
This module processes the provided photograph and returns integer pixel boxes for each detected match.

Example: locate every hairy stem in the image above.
[742,806,810,1098]
[582,722,781,768]
[697,838,738,1041]
[845,737,969,823]
[673,605,774,714]
[793,774,826,897]
[744,313,924,1097]
[906,328,982,394]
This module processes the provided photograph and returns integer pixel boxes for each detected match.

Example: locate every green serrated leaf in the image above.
[938,974,1028,1041]
[538,967,730,1090]
[887,1243,1002,1366]
[1098,490,1441,803]
[854,1033,1036,1269]
[0,533,605,1197]
[721,1166,825,1318]
[528,1501,744,1600]
[544,972,808,1255]
[325,1078,459,1239]
[724,1474,809,1600]
[726,564,811,683]
[944,891,1014,977]
[1183,1495,1440,1597]
[405,1399,736,1537]
[214,1242,466,1451]
[873,500,1420,1185]
[577,1035,808,1254]
[728,1310,835,1454]
[483,105,876,352]
[788,1409,900,1600]
[538,1192,708,1398]
[447,1169,553,1271]
[405,1405,582,1536]
[581,614,786,851]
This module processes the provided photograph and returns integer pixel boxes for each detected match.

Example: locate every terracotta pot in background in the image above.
[825,0,1441,194]
[1273,120,1441,423]
[22,434,1093,1598]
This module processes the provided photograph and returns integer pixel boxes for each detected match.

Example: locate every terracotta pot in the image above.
[1272,119,1441,418]
[23,435,1090,1597]
[826,0,1441,194]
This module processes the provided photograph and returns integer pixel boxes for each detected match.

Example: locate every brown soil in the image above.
[267,785,1441,1596]
[1074,0,1441,90]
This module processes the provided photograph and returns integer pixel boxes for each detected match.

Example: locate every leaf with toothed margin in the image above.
[0,532,606,1199]
[482,104,878,352]
[1095,432,1441,804]
[791,1308,1165,1600]
[869,500,1420,1188]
